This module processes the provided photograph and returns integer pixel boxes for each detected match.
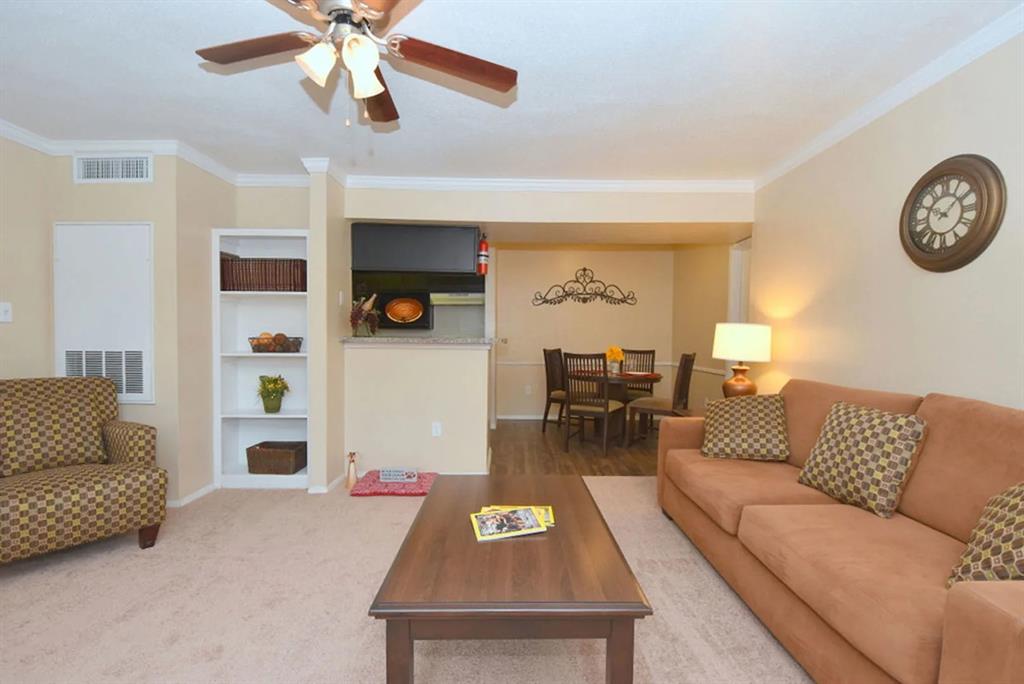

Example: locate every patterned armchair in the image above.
[0,377,167,564]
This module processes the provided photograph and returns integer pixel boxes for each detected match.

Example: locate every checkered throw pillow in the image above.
[948,482,1024,586]
[701,394,790,461]
[798,401,926,518]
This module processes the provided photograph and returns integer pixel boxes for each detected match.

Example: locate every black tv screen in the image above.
[352,223,480,273]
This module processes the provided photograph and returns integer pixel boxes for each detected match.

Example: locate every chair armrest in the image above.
[102,420,157,465]
[657,417,705,503]
[939,581,1024,684]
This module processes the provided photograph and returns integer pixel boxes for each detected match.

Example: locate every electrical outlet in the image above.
[0,302,11,323]
[431,421,442,437]
[524,384,532,396]
[338,290,345,307]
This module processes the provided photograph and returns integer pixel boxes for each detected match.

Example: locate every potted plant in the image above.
[257,374,290,414]
[350,294,381,337]
[606,345,624,374]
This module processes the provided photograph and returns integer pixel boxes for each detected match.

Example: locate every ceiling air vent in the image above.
[73,154,153,184]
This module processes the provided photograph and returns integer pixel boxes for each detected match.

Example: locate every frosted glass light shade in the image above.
[295,41,337,88]
[712,323,772,363]
[341,34,384,99]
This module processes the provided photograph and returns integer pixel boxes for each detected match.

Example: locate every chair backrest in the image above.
[672,353,696,410]
[542,348,565,395]
[622,349,656,392]
[0,377,118,477]
[563,352,608,409]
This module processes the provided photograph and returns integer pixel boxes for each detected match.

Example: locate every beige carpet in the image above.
[0,477,809,683]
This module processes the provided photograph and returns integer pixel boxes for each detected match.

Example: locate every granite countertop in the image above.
[341,336,493,346]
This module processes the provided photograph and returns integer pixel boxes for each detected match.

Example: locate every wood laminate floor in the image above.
[489,419,659,476]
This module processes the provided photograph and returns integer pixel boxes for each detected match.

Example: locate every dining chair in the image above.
[622,349,656,401]
[626,352,696,443]
[541,348,567,433]
[563,352,626,457]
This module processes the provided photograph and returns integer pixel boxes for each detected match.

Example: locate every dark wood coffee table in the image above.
[369,475,652,683]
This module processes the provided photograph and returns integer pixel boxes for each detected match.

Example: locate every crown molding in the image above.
[0,119,59,155]
[300,157,330,174]
[235,173,311,188]
[343,175,756,194]
[175,142,238,185]
[756,4,1024,190]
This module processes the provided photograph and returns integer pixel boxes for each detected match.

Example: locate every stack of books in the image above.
[470,505,556,542]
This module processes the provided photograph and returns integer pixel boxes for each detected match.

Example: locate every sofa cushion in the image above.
[779,379,922,467]
[798,401,927,517]
[738,504,965,684]
[665,448,837,535]
[0,385,108,475]
[948,482,1024,586]
[0,463,167,564]
[899,393,1024,543]
[701,394,790,461]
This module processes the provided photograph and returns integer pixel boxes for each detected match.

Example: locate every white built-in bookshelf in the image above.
[212,229,309,489]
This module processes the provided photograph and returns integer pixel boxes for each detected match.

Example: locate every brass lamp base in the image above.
[722,364,757,397]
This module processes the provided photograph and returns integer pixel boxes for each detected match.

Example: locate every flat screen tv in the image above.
[352,223,480,273]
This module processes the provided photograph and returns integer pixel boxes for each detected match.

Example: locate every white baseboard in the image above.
[167,483,217,508]
[496,414,545,421]
[308,472,346,494]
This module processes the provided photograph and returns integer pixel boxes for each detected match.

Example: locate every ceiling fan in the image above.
[195,0,518,123]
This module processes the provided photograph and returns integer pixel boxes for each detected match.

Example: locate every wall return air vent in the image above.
[73,154,153,183]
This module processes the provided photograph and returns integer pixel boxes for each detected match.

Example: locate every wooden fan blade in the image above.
[364,68,399,123]
[196,32,318,64]
[390,37,517,92]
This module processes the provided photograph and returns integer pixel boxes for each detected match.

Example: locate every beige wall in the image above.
[175,159,234,498]
[0,139,52,378]
[305,174,351,490]
[0,141,316,500]
[345,187,754,224]
[324,177,350,486]
[48,154,184,493]
[494,247,677,417]
[672,245,730,408]
[344,345,490,474]
[751,36,1024,408]
[235,186,308,228]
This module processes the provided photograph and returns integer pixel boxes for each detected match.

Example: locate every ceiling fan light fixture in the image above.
[341,33,384,99]
[295,40,338,88]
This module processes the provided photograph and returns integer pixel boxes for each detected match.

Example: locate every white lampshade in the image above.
[712,323,772,363]
[340,34,384,99]
[295,41,338,88]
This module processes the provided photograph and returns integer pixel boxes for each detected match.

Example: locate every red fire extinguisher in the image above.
[477,233,490,276]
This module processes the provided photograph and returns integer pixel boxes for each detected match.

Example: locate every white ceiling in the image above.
[0,0,1019,180]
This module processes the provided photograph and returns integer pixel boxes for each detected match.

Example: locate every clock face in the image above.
[899,155,1005,272]
[908,174,977,253]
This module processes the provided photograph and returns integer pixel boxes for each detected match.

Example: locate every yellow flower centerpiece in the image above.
[606,345,624,373]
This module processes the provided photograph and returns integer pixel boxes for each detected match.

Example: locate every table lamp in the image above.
[712,323,772,397]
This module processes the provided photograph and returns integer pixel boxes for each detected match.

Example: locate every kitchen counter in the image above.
[343,339,491,474]
[341,336,492,348]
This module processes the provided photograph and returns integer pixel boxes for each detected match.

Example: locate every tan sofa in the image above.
[657,379,1024,684]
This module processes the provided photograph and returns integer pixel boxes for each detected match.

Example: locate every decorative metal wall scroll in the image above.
[531,267,637,306]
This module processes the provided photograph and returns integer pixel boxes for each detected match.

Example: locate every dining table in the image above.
[566,370,664,445]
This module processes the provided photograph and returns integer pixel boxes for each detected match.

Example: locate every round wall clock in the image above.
[899,154,1006,272]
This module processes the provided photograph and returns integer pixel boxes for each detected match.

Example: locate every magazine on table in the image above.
[470,506,549,542]
[480,505,555,527]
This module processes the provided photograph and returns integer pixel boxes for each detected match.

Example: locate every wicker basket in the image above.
[245,441,308,475]
[248,336,303,353]
[221,253,307,292]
